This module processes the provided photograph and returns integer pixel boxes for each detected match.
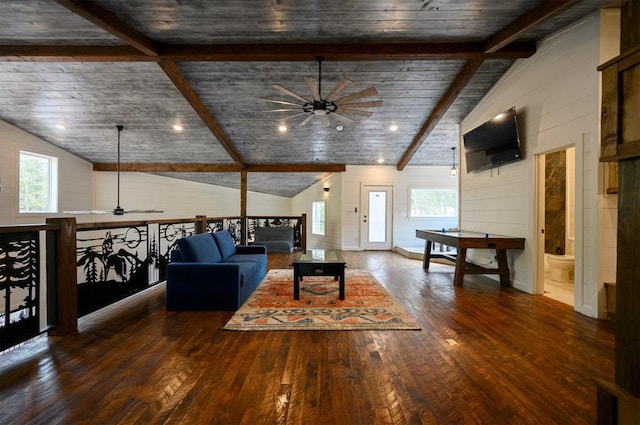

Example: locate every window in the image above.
[409,187,457,218]
[19,151,58,213]
[312,201,325,235]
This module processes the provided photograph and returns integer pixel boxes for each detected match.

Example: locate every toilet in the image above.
[545,253,575,283]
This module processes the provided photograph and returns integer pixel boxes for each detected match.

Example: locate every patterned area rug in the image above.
[224,269,420,331]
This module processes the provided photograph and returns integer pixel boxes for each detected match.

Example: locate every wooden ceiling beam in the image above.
[0,42,536,62]
[484,0,582,53]
[53,0,158,56]
[396,59,484,171]
[158,60,246,169]
[92,163,346,173]
[158,42,536,61]
[0,45,155,62]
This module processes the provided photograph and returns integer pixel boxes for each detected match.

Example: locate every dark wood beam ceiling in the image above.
[158,60,246,169]
[0,42,536,62]
[3,0,575,175]
[397,59,485,171]
[484,0,583,53]
[92,163,347,173]
[53,0,158,56]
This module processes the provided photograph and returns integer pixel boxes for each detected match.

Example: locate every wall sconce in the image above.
[450,147,458,177]
[324,186,330,192]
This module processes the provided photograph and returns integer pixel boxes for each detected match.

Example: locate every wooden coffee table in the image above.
[291,250,346,300]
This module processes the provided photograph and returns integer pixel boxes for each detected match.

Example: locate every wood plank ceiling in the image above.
[0,0,619,197]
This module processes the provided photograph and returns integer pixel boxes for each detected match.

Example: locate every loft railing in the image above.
[0,214,306,352]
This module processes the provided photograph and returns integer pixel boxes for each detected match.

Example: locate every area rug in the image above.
[223,269,420,331]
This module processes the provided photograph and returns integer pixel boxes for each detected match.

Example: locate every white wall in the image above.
[94,172,291,222]
[0,120,94,225]
[460,12,619,318]
[340,165,458,250]
[291,172,342,249]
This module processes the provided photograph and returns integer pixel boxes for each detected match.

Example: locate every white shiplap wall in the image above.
[460,12,619,318]
[0,120,94,225]
[94,172,292,222]
[291,172,342,250]
[338,165,459,250]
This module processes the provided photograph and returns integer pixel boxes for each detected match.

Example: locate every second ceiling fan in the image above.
[261,56,382,128]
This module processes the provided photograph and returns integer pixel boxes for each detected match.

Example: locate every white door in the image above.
[360,185,393,250]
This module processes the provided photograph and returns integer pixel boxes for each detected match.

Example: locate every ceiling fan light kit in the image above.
[262,56,382,128]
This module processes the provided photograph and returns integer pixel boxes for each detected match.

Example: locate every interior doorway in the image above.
[535,147,576,307]
[360,185,393,250]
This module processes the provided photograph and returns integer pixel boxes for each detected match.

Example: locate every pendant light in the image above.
[450,147,458,177]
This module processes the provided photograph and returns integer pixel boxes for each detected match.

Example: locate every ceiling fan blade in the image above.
[282,112,307,121]
[124,209,164,214]
[339,108,374,118]
[339,100,383,109]
[63,210,110,215]
[334,87,379,105]
[260,108,303,112]
[331,112,354,124]
[324,77,354,102]
[260,97,304,107]
[273,84,311,104]
[298,114,315,127]
[305,76,321,102]
[319,115,331,127]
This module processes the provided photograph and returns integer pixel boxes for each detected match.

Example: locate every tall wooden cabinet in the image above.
[597,1,640,423]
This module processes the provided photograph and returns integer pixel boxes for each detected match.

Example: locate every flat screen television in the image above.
[463,107,522,173]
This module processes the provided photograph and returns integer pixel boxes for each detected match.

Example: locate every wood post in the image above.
[46,217,78,336]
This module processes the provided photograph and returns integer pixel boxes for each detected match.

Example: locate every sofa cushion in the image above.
[176,233,222,263]
[212,230,237,261]
[225,253,267,274]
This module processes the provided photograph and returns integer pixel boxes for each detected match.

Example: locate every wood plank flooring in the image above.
[0,251,615,424]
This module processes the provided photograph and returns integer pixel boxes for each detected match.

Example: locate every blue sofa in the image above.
[165,230,267,311]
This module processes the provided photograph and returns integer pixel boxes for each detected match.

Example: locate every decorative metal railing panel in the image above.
[0,231,41,351]
[158,221,196,279]
[76,225,160,317]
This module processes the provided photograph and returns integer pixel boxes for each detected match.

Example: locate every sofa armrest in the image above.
[236,244,267,255]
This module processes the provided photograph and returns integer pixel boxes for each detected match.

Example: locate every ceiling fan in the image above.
[64,125,163,215]
[261,56,382,128]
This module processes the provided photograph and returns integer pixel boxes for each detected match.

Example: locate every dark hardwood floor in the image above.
[0,251,614,424]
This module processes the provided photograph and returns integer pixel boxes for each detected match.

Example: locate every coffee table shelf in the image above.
[291,250,346,300]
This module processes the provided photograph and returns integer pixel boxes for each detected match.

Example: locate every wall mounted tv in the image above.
[463,107,522,173]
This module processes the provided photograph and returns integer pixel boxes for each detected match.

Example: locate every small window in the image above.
[312,201,325,235]
[409,187,457,218]
[19,151,58,213]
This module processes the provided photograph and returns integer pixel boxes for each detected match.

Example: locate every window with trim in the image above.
[312,201,325,235]
[409,187,457,218]
[19,151,58,213]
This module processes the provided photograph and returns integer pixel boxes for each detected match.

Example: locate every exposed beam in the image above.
[484,0,581,53]
[0,42,536,62]
[93,163,240,172]
[53,0,158,56]
[396,59,484,171]
[92,163,347,173]
[245,164,346,173]
[158,42,535,61]
[0,45,155,62]
[158,60,246,169]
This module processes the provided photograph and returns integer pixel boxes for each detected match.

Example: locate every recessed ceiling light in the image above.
[336,125,344,132]
[173,124,183,131]
[55,123,66,129]
[389,124,398,132]
[278,124,287,133]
